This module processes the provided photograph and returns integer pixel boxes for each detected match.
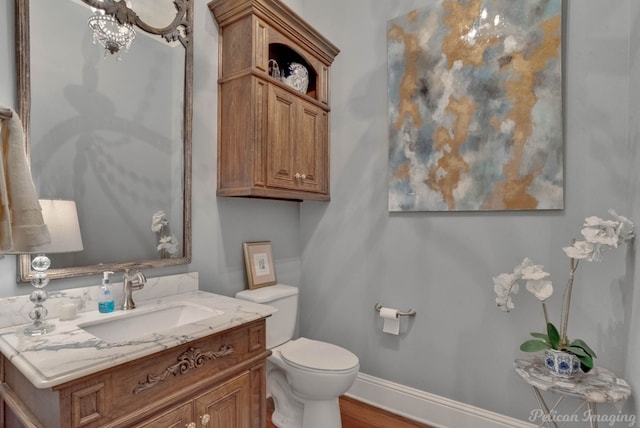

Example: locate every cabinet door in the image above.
[266,84,327,194]
[133,402,194,428]
[194,372,251,428]
[295,99,326,193]
[266,84,297,190]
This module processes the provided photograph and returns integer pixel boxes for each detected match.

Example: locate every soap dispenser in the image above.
[99,271,115,313]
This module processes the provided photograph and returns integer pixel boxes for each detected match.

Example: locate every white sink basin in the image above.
[79,303,223,343]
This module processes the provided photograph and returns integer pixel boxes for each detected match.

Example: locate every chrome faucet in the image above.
[122,269,146,310]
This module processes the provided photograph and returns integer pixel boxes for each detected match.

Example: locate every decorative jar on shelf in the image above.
[544,349,580,378]
[282,62,309,93]
[267,60,309,94]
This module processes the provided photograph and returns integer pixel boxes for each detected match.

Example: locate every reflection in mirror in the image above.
[16,0,192,281]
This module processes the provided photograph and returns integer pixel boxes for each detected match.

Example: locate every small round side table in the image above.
[514,356,631,428]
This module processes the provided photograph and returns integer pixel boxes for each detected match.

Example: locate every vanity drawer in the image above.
[55,319,267,428]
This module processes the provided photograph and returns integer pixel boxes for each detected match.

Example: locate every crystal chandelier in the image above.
[88,11,136,60]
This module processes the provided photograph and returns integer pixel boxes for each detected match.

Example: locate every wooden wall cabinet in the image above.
[1,319,269,428]
[210,0,339,201]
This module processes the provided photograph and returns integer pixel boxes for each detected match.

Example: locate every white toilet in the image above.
[235,284,359,428]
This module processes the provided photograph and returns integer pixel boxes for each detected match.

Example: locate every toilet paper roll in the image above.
[379,307,400,335]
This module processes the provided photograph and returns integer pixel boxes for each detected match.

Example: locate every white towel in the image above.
[0,105,50,253]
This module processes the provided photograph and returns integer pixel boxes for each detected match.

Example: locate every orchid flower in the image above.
[157,234,179,256]
[609,209,635,244]
[151,211,168,232]
[492,210,634,374]
[493,272,518,312]
[562,240,595,260]
[525,280,553,301]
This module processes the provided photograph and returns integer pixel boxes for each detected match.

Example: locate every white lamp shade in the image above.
[32,200,84,254]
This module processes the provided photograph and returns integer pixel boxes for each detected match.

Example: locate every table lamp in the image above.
[21,199,84,336]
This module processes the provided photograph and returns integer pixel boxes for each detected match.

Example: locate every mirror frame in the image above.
[16,0,193,281]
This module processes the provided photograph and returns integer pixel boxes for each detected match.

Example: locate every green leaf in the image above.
[529,332,549,340]
[570,339,597,358]
[520,340,550,352]
[547,323,560,349]
[577,354,594,373]
[565,346,589,358]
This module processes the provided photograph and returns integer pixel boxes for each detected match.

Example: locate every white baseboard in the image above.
[346,373,536,428]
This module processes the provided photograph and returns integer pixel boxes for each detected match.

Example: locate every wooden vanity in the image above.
[2,319,268,427]
[0,290,274,427]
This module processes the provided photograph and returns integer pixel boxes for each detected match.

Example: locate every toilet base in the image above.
[270,396,342,428]
[269,370,303,428]
[268,367,343,428]
[300,397,342,428]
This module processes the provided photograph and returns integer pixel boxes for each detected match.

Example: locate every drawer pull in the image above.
[186,423,196,428]
[200,414,211,425]
[133,345,235,394]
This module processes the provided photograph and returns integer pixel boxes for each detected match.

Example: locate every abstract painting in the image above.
[388,0,563,212]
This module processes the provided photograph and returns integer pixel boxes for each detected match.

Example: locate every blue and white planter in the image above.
[544,349,580,377]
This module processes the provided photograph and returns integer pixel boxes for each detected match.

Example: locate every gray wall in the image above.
[297,0,640,423]
[626,0,640,421]
[1,0,639,424]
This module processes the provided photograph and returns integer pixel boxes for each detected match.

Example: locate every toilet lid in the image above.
[280,337,359,372]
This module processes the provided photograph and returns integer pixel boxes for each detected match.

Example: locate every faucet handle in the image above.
[122,270,145,311]
[129,270,146,289]
[136,270,147,282]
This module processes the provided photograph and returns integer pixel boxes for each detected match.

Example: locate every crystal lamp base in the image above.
[21,321,56,337]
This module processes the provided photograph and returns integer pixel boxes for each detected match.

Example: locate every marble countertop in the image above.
[0,290,276,389]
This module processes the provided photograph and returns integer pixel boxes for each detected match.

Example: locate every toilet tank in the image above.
[235,284,299,349]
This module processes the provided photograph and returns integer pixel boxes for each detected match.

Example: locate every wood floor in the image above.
[267,396,433,428]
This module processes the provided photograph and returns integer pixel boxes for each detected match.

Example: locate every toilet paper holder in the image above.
[374,303,416,317]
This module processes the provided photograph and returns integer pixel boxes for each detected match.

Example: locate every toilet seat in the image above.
[280,337,359,374]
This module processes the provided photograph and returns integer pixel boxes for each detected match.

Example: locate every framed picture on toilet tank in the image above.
[243,241,277,289]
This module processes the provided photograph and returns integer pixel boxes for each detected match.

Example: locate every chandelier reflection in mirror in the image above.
[82,0,191,61]
[88,11,136,60]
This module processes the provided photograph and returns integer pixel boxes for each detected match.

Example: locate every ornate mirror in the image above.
[15,0,193,281]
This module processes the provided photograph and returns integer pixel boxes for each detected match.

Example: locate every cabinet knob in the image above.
[294,173,306,184]
[200,414,211,425]
[186,423,196,428]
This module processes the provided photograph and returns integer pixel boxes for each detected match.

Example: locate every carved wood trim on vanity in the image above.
[133,345,235,394]
[1,319,269,427]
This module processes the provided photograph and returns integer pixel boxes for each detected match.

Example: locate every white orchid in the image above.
[157,235,179,257]
[563,210,635,262]
[151,211,168,232]
[492,259,553,311]
[562,240,595,260]
[581,216,619,247]
[493,272,518,312]
[495,294,515,312]
[609,209,635,243]
[493,210,634,373]
[152,211,179,258]
[525,280,553,301]
[521,263,550,281]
